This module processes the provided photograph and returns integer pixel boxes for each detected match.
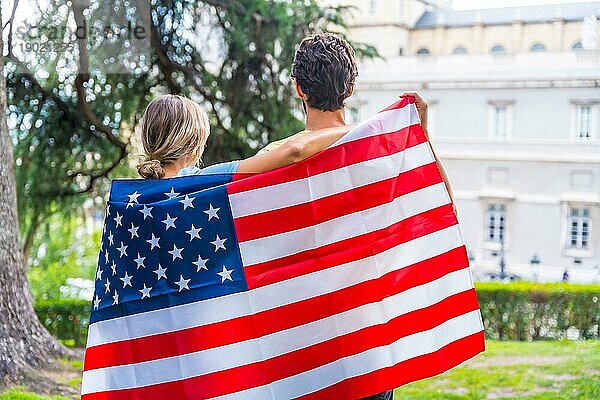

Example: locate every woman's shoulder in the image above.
[177,161,240,177]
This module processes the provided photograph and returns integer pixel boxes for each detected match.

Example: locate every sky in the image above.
[453,0,596,9]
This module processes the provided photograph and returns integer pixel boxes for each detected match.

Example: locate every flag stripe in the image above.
[229,137,431,220]
[86,223,464,348]
[238,181,450,266]
[296,331,485,400]
[81,268,476,395]
[227,103,421,196]
[83,245,468,370]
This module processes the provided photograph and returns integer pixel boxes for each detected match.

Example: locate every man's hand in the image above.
[400,92,429,135]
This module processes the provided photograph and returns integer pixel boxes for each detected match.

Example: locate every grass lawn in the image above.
[1,341,598,399]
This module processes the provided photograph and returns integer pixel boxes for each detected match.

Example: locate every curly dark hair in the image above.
[291,33,358,112]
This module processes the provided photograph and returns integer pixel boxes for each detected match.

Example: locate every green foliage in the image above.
[0,389,70,400]
[34,300,91,348]
[475,282,600,340]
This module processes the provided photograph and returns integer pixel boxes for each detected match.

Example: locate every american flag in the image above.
[82,97,485,399]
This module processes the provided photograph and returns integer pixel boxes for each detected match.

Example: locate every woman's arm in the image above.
[237,124,355,174]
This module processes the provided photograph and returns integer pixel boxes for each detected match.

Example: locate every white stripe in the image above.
[81,268,476,394]
[330,103,420,148]
[211,310,483,400]
[230,140,434,219]
[86,224,463,347]
[238,182,450,266]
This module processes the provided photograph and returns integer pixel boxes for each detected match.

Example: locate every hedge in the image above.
[33,283,599,346]
[34,299,91,347]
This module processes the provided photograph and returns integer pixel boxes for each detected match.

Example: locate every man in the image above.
[260,32,456,400]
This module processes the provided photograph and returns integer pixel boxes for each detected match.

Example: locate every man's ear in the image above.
[294,80,307,101]
[348,84,355,98]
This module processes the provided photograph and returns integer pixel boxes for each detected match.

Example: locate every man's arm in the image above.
[237,124,355,174]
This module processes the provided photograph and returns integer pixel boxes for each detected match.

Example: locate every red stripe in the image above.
[245,204,457,289]
[81,289,480,400]
[228,122,427,193]
[83,245,467,371]
[298,331,486,400]
[381,96,415,113]
[234,162,442,242]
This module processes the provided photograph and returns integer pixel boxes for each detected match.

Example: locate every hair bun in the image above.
[136,159,165,179]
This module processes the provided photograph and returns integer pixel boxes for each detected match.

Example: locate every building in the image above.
[328,0,600,282]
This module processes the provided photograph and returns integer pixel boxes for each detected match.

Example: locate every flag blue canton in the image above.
[91,174,248,323]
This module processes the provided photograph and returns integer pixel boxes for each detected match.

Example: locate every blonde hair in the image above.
[136,94,210,179]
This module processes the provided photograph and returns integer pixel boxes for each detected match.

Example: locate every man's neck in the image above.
[304,106,347,131]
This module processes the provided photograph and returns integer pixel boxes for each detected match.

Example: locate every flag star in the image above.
[185,225,202,241]
[104,278,111,293]
[134,253,146,269]
[139,283,152,299]
[162,213,178,230]
[128,223,140,239]
[179,195,195,210]
[107,231,114,245]
[112,290,119,305]
[111,262,117,276]
[139,204,154,220]
[153,264,167,280]
[217,265,234,283]
[127,191,141,204]
[147,233,161,250]
[120,271,133,288]
[106,205,111,216]
[210,235,227,252]
[104,250,109,263]
[96,267,103,281]
[165,187,180,199]
[126,202,136,209]
[204,204,220,221]
[114,212,123,227]
[117,242,128,258]
[192,255,209,272]
[168,244,184,261]
[174,275,191,292]
[93,295,101,310]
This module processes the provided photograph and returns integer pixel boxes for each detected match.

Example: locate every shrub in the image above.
[475,282,600,341]
[34,299,91,347]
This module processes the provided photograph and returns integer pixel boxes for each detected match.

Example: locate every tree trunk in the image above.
[0,8,70,386]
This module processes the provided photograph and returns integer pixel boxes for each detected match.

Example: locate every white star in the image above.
[179,195,195,210]
[217,265,234,283]
[112,290,119,305]
[164,187,180,199]
[93,295,101,310]
[139,204,153,220]
[96,267,103,281]
[204,204,220,221]
[192,255,209,272]
[153,264,167,280]
[174,275,191,292]
[120,271,133,288]
[210,235,227,252]
[110,262,117,276]
[107,231,114,245]
[162,213,177,230]
[104,278,111,293]
[104,250,109,263]
[114,212,123,227]
[106,205,111,216]
[128,223,140,239]
[185,225,202,241]
[126,202,135,209]
[168,244,184,261]
[117,241,128,258]
[139,283,152,299]
[134,253,146,269]
[146,233,161,250]
[127,191,141,204]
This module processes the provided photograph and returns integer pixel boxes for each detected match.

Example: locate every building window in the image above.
[453,46,467,54]
[572,41,583,51]
[490,44,506,54]
[530,43,546,52]
[416,47,430,56]
[369,0,377,15]
[572,102,598,140]
[486,204,506,244]
[347,106,361,124]
[567,207,590,250]
[488,102,513,139]
[398,47,404,56]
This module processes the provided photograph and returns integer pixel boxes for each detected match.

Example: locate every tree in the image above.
[0,5,71,386]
